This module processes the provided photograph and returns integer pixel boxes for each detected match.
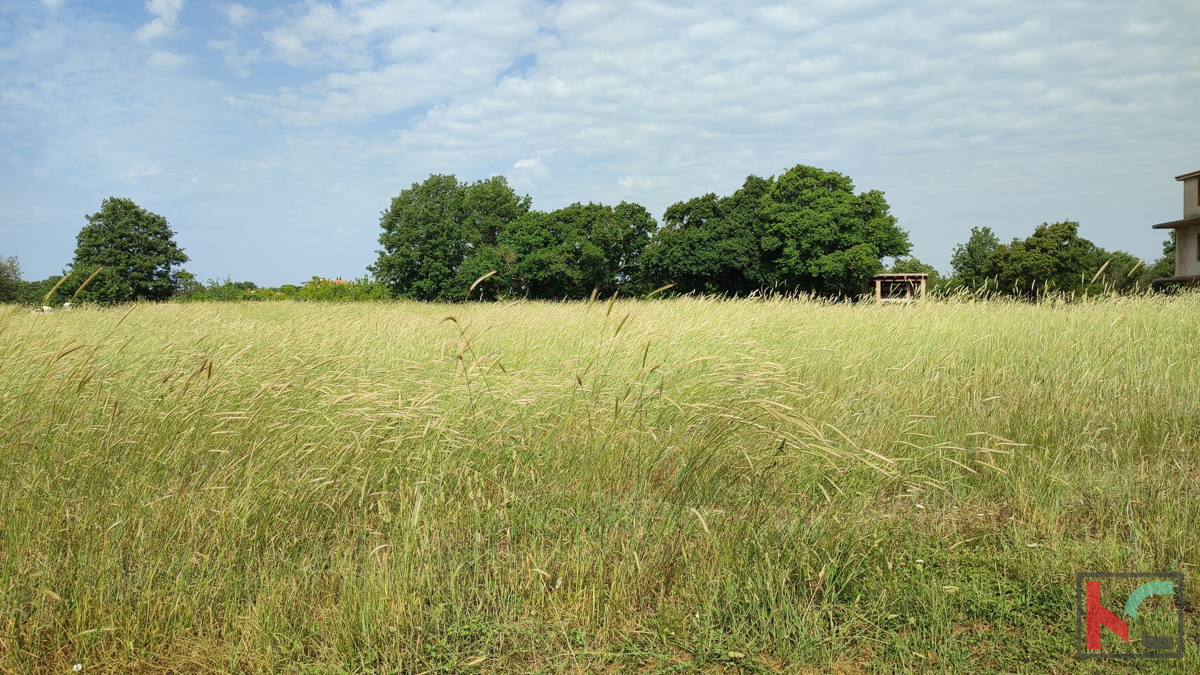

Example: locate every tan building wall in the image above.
[1176,223,1200,277]
[1185,177,1200,221]
[1152,171,1200,281]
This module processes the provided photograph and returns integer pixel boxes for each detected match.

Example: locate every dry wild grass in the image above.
[0,295,1197,673]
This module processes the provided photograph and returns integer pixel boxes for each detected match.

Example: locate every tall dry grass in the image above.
[0,295,1197,672]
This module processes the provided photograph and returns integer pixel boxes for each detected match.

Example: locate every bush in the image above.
[297,277,390,302]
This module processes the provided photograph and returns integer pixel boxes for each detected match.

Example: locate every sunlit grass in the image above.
[1,295,1197,672]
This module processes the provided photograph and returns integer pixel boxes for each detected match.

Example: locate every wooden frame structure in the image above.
[873,273,928,304]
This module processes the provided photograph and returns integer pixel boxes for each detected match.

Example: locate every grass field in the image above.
[1,296,1198,673]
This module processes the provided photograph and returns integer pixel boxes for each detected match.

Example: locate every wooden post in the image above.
[875,278,882,304]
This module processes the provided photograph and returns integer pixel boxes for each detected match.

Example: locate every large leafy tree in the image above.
[949,226,1000,289]
[370,175,531,301]
[641,166,909,297]
[639,177,772,296]
[68,198,188,303]
[983,221,1105,297]
[763,165,909,296]
[500,202,656,299]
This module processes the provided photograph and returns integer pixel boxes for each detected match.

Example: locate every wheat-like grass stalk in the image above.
[0,295,1196,672]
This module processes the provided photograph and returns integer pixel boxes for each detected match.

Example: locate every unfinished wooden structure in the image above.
[873,273,928,304]
[1152,169,1200,287]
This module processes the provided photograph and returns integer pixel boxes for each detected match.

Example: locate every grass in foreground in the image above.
[0,296,1197,673]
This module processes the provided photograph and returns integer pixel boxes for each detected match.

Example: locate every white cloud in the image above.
[2,0,1197,285]
[513,157,548,176]
[148,50,186,69]
[264,32,309,63]
[39,0,65,9]
[249,0,549,123]
[207,39,259,78]
[126,165,163,180]
[221,3,256,27]
[135,0,185,43]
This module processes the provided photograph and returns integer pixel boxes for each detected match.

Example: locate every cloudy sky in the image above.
[2,0,1197,285]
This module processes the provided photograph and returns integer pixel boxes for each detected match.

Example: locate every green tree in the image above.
[500,202,656,299]
[67,198,188,303]
[984,221,1104,297]
[641,166,909,297]
[171,269,203,299]
[1147,231,1176,282]
[949,226,1000,289]
[888,257,943,291]
[178,277,261,302]
[763,165,909,296]
[14,276,62,305]
[1092,250,1151,294]
[370,175,531,301]
[0,255,19,302]
[639,177,773,296]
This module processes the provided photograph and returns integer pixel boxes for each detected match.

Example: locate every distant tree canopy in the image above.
[955,220,1155,297]
[1147,231,1176,281]
[370,175,532,301]
[638,181,769,296]
[498,202,656,299]
[371,174,655,301]
[8,171,1177,308]
[0,255,19,302]
[888,256,942,284]
[949,226,1000,289]
[985,221,1101,296]
[640,165,911,297]
[65,197,189,303]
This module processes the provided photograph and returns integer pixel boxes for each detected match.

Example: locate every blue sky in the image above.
[2,0,1197,286]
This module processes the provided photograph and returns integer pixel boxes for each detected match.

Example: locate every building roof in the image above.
[873,273,929,280]
[1176,169,1200,181]
[1151,216,1200,229]
[1153,275,1200,285]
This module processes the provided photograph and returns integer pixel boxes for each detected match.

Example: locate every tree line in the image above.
[0,164,1176,305]
[935,223,1173,297]
[366,165,915,301]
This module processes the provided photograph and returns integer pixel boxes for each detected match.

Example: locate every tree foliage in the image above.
[170,276,389,302]
[371,175,655,301]
[888,256,942,284]
[498,202,655,299]
[66,198,189,303]
[979,220,1160,297]
[640,165,909,297]
[1147,231,1176,281]
[765,166,910,295]
[297,277,390,302]
[640,179,772,296]
[1096,250,1151,294]
[0,255,19,302]
[370,175,531,301]
[949,226,999,288]
[10,276,62,305]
